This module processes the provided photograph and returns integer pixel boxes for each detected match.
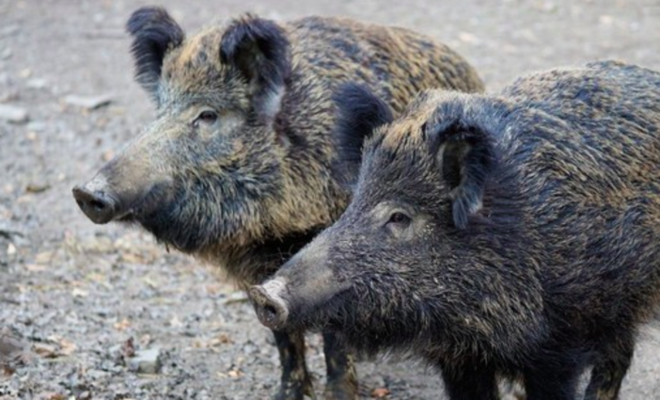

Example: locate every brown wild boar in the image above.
[71,6,484,399]
[250,61,660,400]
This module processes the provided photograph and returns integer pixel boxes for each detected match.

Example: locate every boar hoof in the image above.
[323,361,358,400]
[323,385,358,400]
[274,376,315,400]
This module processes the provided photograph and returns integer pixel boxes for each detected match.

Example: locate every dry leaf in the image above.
[114,318,131,331]
[35,251,52,264]
[25,183,50,193]
[33,343,59,358]
[120,253,144,264]
[36,393,66,400]
[143,277,159,289]
[208,333,233,347]
[58,339,76,356]
[25,264,47,272]
[86,272,105,281]
[371,388,390,398]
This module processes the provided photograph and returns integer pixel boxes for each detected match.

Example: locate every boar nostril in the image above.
[89,199,107,212]
[263,305,278,323]
[72,185,118,225]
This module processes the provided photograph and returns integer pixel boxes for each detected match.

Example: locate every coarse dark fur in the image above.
[73,6,484,400]
[254,61,660,400]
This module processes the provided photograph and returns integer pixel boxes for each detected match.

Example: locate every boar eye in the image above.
[193,110,218,127]
[387,211,411,226]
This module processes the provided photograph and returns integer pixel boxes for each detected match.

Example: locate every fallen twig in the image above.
[81,30,125,40]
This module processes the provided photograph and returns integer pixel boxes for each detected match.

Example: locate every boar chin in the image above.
[126,182,176,220]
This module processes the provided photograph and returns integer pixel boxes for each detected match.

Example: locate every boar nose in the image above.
[249,279,290,330]
[72,178,119,224]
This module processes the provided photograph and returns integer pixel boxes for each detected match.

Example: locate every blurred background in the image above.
[0,0,659,398]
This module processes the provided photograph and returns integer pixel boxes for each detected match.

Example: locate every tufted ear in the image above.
[331,82,393,190]
[126,6,184,100]
[220,15,291,122]
[427,118,495,230]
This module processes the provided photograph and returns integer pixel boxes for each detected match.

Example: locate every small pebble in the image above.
[0,104,28,124]
[128,348,162,374]
[26,78,47,90]
[63,94,112,110]
[26,121,46,132]
[0,25,19,38]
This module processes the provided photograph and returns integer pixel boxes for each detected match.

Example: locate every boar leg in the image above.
[523,353,582,400]
[584,333,634,400]
[273,330,314,400]
[440,362,498,400]
[322,331,358,400]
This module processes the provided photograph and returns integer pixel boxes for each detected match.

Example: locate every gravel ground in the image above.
[1,0,659,399]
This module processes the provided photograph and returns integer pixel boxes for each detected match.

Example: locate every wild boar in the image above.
[72,6,484,399]
[250,61,660,400]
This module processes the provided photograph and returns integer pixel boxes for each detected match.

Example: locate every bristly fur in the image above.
[79,8,485,400]
[264,61,660,400]
[126,6,184,99]
[331,82,394,189]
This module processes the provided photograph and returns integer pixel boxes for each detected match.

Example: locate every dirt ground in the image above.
[1,0,659,399]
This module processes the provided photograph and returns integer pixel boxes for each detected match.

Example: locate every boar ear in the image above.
[220,15,291,122]
[332,83,394,190]
[428,119,495,230]
[126,7,184,99]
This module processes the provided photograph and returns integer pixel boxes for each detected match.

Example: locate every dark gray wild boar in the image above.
[250,61,660,400]
[71,6,484,399]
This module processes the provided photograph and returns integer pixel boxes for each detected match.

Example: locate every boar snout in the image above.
[73,133,174,226]
[250,235,354,331]
[250,278,290,330]
[72,176,121,224]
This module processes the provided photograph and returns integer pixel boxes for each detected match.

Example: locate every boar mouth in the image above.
[115,209,136,222]
[299,288,354,330]
[117,182,175,223]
